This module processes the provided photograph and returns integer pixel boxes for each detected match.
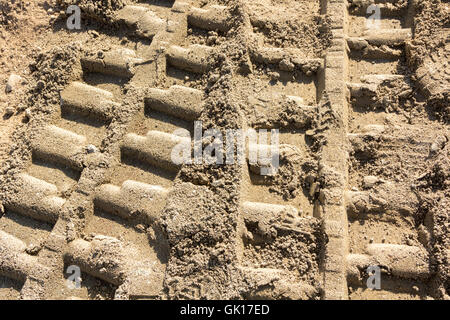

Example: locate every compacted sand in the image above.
[0,0,448,300]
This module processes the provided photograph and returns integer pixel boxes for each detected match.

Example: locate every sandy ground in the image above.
[1,1,49,164]
[0,0,448,300]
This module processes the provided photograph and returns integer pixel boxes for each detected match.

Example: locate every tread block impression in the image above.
[32,125,87,171]
[347,244,431,281]
[60,82,119,121]
[188,5,232,32]
[94,181,169,223]
[166,44,215,74]
[81,48,144,78]
[122,131,191,172]
[145,85,204,121]
[4,173,65,224]
[0,231,50,283]
[115,5,166,38]
[65,235,164,296]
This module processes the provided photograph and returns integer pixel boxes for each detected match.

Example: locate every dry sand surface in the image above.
[0,0,448,300]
